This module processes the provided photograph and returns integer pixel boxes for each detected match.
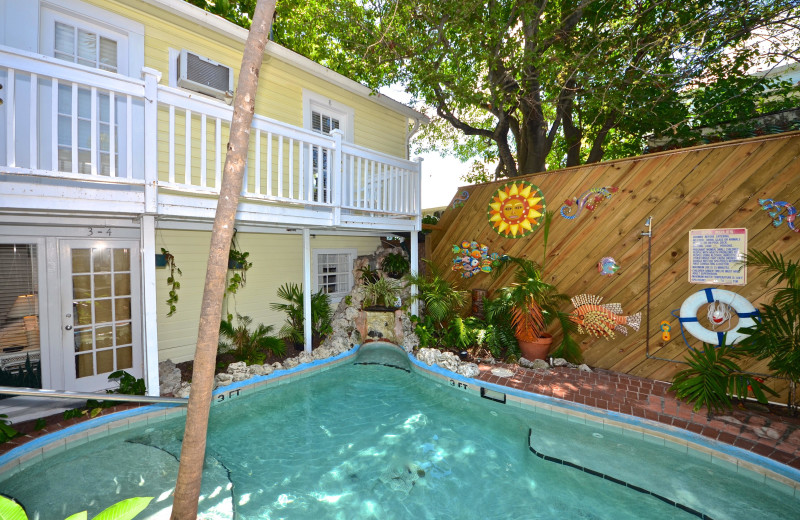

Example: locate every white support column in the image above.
[410,230,419,317]
[140,215,160,396]
[141,67,162,214]
[411,157,423,316]
[303,228,313,353]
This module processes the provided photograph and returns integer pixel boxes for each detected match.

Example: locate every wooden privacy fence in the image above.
[428,132,800,399]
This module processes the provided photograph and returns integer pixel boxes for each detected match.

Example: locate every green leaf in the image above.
[91,497,153,520]
[0,495,28,520]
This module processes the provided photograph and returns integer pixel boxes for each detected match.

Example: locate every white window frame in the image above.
[40,0,145,77]
[303,89,354,142]
[312,248,357,302]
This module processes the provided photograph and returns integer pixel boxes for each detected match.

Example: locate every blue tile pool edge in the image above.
[2,345,798,498]
[0,344,360,480]
[407,355,800,495]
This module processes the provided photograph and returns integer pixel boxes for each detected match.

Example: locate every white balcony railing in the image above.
[0,46,420,220]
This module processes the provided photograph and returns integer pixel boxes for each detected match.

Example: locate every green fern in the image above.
[671,341,776,413]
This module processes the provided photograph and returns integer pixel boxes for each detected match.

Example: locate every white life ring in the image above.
[678,288,759,345]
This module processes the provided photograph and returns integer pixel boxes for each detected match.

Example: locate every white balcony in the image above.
[0,46,421,230]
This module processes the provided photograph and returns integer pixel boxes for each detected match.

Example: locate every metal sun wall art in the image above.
[487,181,545,238]
[759,199,798,233]
[569,294,642,340]
[560,186,619,220]
[451,241,508,278]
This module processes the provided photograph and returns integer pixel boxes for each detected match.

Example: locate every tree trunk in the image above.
[170,2,276,518]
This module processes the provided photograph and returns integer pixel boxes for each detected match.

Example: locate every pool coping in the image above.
[1,344,799,500]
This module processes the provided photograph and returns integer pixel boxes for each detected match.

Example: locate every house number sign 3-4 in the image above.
[88,227,112,236]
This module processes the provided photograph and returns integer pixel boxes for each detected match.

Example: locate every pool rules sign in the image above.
[688,228,747,285]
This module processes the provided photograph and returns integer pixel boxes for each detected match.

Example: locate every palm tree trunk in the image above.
[170,2,276,518]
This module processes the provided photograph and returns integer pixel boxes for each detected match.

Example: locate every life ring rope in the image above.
[677,288,759,347]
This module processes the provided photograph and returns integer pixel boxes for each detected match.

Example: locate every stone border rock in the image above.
[414,348,480,378]
[158,340,354,397]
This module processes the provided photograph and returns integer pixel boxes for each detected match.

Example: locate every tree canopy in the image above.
[188,0,800,178]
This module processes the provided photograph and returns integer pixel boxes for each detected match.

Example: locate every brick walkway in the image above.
[476,363,800,471]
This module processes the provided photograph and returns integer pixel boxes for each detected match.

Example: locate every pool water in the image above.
[1,360,797,519]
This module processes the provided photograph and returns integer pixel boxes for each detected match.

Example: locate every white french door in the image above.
[59,239,142,392]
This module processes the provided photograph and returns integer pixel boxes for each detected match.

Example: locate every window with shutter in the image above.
[311,111,341,136]
[0,244,41,386]
[54,21,118,72]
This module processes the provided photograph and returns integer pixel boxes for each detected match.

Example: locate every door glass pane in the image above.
[96,349,113,373]
[94,299,112,323]
[113,249,130,270]
[71,249,91,273]
[75,353,94,377]
[94,274,111,298]
[72,275,91,299]
[75,301,93,325]
[74,328,93,352]
[114,298,131,321]
[95,325,113,349]
[93,248,111,272]
[117,346,132,370]
[114,274,130,296]
[116,322,131,345]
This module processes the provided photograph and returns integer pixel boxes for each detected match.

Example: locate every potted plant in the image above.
[491,211,579,362]
[493,256,574,360]
[358,264,381,284]
[381,252,410,279]
[362,277,403,311]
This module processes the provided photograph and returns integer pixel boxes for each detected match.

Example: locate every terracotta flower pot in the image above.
[517,333,553,361]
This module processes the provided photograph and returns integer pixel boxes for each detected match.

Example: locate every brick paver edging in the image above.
[475,363,800,471]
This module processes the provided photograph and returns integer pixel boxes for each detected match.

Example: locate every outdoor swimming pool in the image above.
[1,345,798,519]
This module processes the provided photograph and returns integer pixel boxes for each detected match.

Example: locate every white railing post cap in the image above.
[141,67,163,83]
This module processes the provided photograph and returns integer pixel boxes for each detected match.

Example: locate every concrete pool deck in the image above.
[2,357,799,477]
[474,362,800,472]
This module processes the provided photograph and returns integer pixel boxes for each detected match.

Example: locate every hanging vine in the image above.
[227,229,252,295]
[161,248,182,317]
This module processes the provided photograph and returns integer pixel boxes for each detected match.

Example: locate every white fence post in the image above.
[142,67,161,214]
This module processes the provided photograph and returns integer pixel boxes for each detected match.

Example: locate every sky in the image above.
[379,84,473,211]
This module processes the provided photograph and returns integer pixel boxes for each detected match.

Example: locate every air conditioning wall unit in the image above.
[177,49,234,104]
